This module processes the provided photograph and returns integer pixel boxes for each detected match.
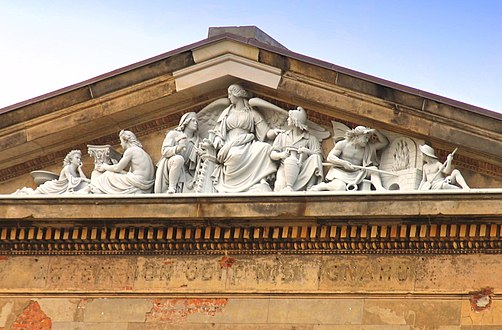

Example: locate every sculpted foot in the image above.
[167,187,176,194]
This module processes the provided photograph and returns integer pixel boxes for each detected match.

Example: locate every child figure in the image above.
[15,150,89,195]
[418,144,470,190]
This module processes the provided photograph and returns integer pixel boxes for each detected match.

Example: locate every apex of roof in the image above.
[208,26,288,50]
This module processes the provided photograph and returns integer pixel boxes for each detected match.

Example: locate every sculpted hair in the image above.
[63,150,82,166]
[345,128,368,144]
[119,130,143,148]
[176,112,198,132]
[228,84,252,99]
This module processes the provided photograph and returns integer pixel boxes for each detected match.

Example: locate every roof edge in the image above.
[1,31,500,121]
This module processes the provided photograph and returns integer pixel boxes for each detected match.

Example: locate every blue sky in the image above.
[1,1,501,113]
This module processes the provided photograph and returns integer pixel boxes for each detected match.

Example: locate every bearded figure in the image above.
[311,126,389,191]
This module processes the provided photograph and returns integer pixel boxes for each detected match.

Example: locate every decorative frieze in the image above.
[0,221,500,255]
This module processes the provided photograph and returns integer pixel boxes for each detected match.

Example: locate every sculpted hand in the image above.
[177,139,187,153]
[298,147,310,155]
[201,138,211,149]
[342,161,355,170]
[279,151,289,160]
[186,181,194,190]
[267,128,285,140]
[194,147,205,156]
[213,136,224,149]
[95,164,105,172]
[273,128,285,135]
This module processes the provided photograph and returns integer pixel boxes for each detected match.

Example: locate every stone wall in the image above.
[0,254,500,328]
[1,255,500,294]
[0,297,500,329]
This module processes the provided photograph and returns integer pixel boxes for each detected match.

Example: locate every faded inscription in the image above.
[0,255,424,293]
[38,257,136,290]
[136,255,309,289]
[322,260,413,283]
[319,256,415,291]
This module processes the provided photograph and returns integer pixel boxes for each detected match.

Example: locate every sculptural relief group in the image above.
[14,84,470,196]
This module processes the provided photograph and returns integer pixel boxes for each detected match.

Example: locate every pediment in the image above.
[1,31,502,194]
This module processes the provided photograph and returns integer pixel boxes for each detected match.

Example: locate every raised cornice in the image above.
[173,53,282,91]
[0,192,501,255]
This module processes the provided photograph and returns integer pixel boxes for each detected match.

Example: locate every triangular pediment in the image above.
[0,27,501,193]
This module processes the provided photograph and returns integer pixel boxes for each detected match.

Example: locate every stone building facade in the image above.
[0,26,501,329]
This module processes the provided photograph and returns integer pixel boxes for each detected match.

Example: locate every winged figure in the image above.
[193,84,329,193]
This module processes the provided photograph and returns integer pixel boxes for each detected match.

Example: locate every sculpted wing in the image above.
[197,96,330,142]
[196,98,230,140]
[248,97,289,130]
[249,97,330,141]
[307,120,330,141]
[331,121,350,143]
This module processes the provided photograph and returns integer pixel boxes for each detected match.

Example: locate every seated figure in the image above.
[91,130,155,194]
[270,107,323,192]
[418,144,470,190]
[14,150,90,195]
[311,126,389,191]
[210,84,280,193]
[155,112,200,193]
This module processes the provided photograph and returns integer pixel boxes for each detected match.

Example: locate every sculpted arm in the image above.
[442,153,454,174]
[372,129,389,150]
[161,132,182,158]
[299,136,322,156]
[326,141,354,170]
[77,162,87,179]
[418,165,427,190]
[270,134,288,161]
[59,166,71,181]
[97,149,133,173]
[252,110,274,142]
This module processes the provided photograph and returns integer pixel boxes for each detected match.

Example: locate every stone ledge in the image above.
[0,191,501,255]
[1,190,502,221]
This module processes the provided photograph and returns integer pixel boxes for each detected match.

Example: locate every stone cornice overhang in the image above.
[0,191,501,255]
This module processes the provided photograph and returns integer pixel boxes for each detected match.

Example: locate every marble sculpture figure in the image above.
[14,84,479,195]
[155,112,200,194]
[418,144,470,190]
[208,84,282,193]
[193,84,329,193]
[270,107,323,192]
[311,126,389,191]
[14,150,90,195]
[90,130,155,194]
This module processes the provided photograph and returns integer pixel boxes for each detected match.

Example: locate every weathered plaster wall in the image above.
[0,254,500,328]
[0,297,500,329]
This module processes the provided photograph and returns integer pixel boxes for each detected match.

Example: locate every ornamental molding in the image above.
[173,54,282,91]
[0,220,501,256]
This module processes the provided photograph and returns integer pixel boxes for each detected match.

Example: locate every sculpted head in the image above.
[287,107,308,131]
[176,112,198,132]
[228,84,251,101]
[63,150,82,166]
[119,130,143,149]
[345,126,374,147]
[419,144,438,162]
